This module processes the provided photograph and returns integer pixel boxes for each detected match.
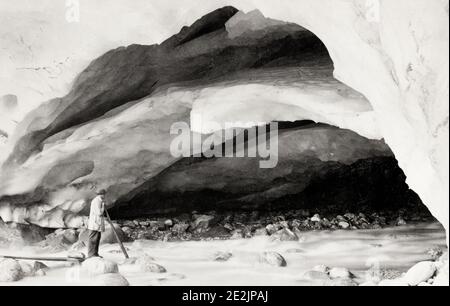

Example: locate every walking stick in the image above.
[104,208,129,259]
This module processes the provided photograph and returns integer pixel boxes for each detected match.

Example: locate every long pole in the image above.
[104,209,129,259]
[0,255,84,263]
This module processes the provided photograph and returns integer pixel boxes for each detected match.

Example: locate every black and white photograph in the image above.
[0,0,448,291]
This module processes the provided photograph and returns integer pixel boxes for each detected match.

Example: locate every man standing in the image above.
[87,189,106,258]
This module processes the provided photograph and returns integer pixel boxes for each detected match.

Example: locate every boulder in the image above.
[121,226,132,235]
[135,254,166,273]
[253,228,268,236]
[312,265,330,274]
[0,221,49,245]
[279,221,289,229]
[403,261,436,286]
[18,260,49,277]
[39,228,79,251]
[172,223,190,234]
[201,225,231,239]
[140,262,167,273]
[336,215,346,222]
[396,217,407,226]
[270,228,298,241]
[265,224,278,235]
[329,267,354,279]
[230,229,244,239]
[62,229,79,244]
[344,213,356,220]
[100,223,126,245]
[82,257,119,276]
[213,251,233,262]
[338,222,350,229]
[93,273,130,286]
[259,252,287,267]
[38,234,72,253]
[0,259,23,282]
[310,214,321,222]
[223,223,234,232]
[33,261,49,272]
[18,261,35,277]
[192,215,216,232]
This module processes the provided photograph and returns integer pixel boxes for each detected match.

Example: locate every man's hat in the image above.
[97,189,107,195]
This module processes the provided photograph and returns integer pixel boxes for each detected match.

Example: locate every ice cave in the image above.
[0,0,448,286]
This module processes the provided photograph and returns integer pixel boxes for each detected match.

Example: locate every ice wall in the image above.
[192,0,449,237]
[250,0,449,237]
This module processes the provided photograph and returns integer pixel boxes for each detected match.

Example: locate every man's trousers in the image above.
[87,230,101,258]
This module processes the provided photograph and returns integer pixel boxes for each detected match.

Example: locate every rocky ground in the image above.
[114,205,434,242]
[1,204,436,250]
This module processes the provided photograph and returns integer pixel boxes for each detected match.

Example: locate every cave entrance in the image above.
[108,10,438,233]
[112,11,433,231]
